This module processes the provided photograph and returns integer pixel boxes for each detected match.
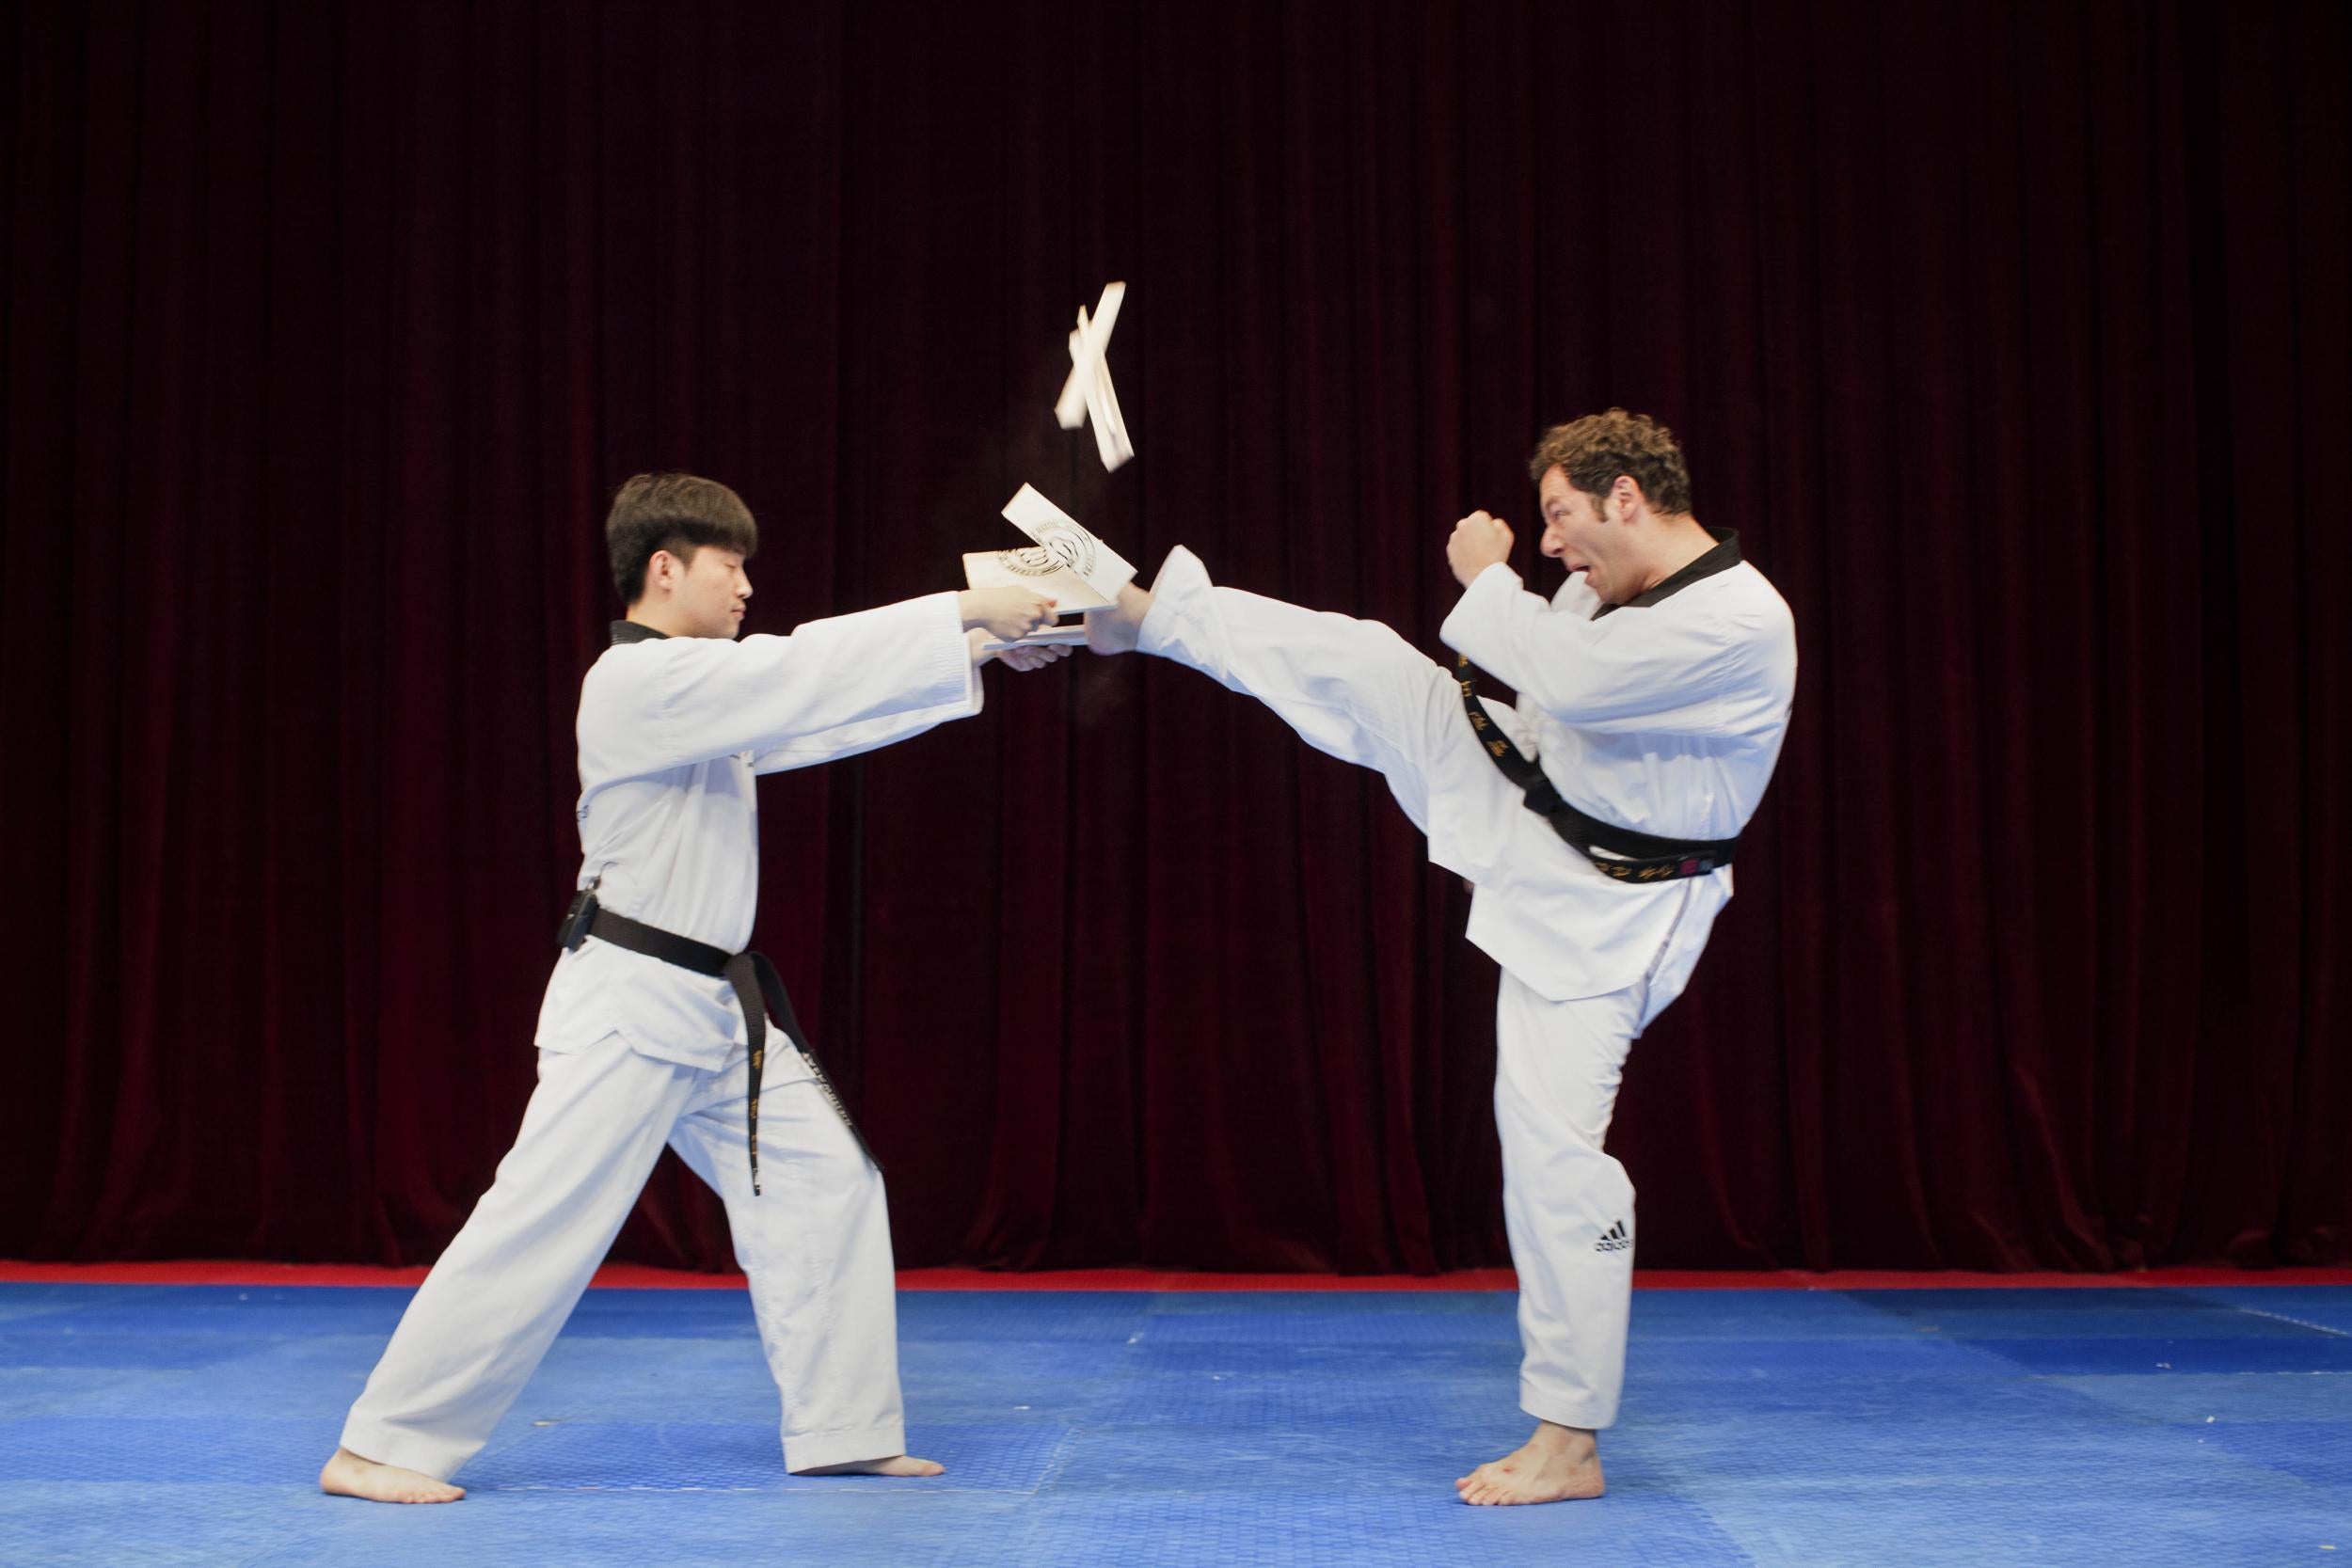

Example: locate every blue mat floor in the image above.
[2,1281,2347,1566]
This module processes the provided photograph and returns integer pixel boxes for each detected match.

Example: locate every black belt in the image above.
[555,884,878,1195]
[1456,654,1737,882]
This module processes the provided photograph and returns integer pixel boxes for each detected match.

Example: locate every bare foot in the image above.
[1454,1421,1604,1506]
[319,1446,465,1504]
[1085,582,1152,655]
[794,1453,946,1478]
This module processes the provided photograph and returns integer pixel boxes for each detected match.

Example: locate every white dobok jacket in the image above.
[534,594,979,1071]
[1437,534,1797,1027]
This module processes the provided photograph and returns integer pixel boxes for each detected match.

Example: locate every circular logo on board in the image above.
[1035,522,1098,577]
[998,526,1097,578]
[997,546,1066,578]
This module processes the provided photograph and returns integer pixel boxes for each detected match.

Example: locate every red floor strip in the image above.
[1,1259,2344,1291]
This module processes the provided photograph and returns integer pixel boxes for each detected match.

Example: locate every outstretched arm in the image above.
[584,593,998,779]
[754,630,1072,774]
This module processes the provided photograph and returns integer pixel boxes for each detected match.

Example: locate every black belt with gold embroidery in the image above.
[554,884,880,1193]
[1456,654,1737,882]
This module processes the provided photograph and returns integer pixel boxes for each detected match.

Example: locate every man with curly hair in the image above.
[1089,410,1796,1505]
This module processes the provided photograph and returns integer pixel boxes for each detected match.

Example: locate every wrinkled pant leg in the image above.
[1137,545,1482,836]
[339,1037,695,1480]
[669,1054,906,1473]
[1492,972,1640,1431]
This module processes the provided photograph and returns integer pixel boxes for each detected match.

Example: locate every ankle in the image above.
[1529,1422,1596,1455]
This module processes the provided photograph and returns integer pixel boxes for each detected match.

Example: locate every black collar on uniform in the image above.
[1593,528,1741,619]
[610,620,671,645]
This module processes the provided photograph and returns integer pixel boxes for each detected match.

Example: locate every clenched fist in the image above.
[958,586,1060,641]
[1447,511,1514,588]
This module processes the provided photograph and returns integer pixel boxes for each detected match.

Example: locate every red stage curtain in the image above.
[2,0,2344,1271]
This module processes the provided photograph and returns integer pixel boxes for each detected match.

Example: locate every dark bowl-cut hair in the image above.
[605,472,760,605]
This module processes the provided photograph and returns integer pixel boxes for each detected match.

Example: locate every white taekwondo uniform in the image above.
[340,594,979,1481]
[1135,535,1794,1430]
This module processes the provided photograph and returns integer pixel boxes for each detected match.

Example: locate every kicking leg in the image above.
[324,1037,697,1500]
[669,1052,940,1478]
[1089,546,1478,837]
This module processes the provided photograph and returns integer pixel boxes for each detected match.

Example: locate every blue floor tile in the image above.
[1957,1332,2352,1375]
[2185,1286,2352,1337]
[2044,1367,2352,1425]
[0,1280,2345,1567]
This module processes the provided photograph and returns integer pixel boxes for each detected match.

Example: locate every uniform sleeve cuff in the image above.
[1439,561,1523,657]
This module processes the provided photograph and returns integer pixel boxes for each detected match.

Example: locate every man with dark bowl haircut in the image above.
[323,473,1070,1503]
[1087,412,1796,1505]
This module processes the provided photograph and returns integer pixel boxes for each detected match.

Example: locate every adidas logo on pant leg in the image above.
[1594,1219,1632,1254]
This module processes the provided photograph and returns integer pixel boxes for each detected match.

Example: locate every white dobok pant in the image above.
[340,1032,904,1479]
[1141,547,1640,1431]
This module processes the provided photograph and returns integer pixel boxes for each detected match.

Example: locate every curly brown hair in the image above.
[1526,409,1694,515]
[605,472,759,605]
